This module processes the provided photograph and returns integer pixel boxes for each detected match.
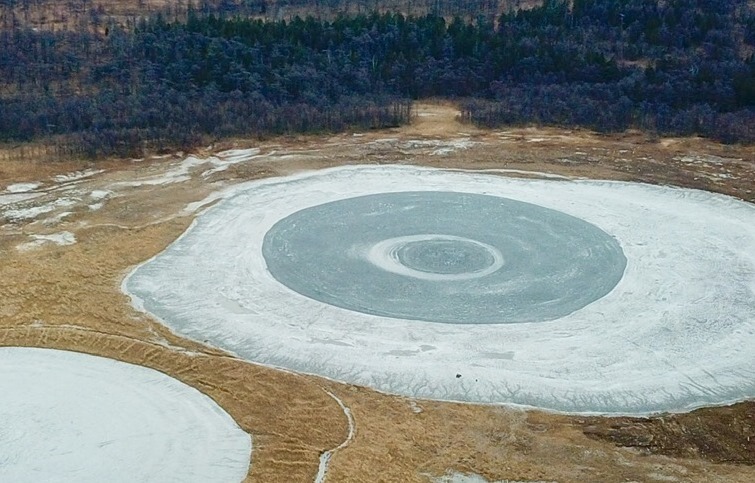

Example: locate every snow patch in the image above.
[216,148,261,162]
[5,183,40,193]
[53,169,104,183]
[431,473,494,483]
[4,198,78,221]
[43,211,74,225]
[0,192,43,206]
[110,156,205,187]
[368,137,477,155]
[432,474,554,483]
[409,400,423,413]
[202,148,262,177]
[17,231,76,251]
[450,168,574,180]
[89,190,111,200]
[675,154,737,165]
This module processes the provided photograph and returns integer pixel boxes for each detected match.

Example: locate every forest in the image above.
[0,0,753,157]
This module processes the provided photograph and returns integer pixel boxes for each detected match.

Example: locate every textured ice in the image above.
[0,347,251,482]
[124,165,755,414]
[262,191,626,323]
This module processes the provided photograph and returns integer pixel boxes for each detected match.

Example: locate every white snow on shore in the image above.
[5,182,40,193]
[202,148,262,177]
[110,156,205,187]
[0,347,251,482]
[53,169,104,184]
[448,168,574,180]
[366,138,477,155]
[430,472,502,483]
[17,231,76,251]
[123,165,755,415]
[110,150,262,187]
[3,198,78,221]
[0,192,43,206]
[89,190,111,200]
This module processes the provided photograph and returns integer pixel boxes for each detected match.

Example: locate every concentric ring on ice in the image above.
[0,347,251,482]
[367,234,504,281]
[124,165,755,414]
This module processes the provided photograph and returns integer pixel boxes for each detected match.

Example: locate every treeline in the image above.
[0,0,754,158]
[460,0,755,141]
[0,12,416,157]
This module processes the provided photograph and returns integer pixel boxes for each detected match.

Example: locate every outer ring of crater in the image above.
[124,165,755,414]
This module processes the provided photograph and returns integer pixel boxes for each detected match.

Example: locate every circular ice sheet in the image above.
[124,165,755,414]
[0,347,251,482]
[262,191,626,323]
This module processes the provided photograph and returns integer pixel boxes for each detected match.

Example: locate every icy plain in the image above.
[0,347,251,482]
[124,165,755,414]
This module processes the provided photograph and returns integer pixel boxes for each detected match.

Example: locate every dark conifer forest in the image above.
[0,0,753,157]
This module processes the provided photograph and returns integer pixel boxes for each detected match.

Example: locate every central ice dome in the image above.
[262,191,626,324]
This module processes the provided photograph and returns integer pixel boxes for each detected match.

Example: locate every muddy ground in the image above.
[1,103,753,482]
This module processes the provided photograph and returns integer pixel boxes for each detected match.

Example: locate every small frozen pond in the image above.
[124,165,755,414]
[0,347,251,482]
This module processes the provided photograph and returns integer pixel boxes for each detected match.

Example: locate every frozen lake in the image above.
[0,347,251,482]
[124,165,755,414]
[263,191,626,323]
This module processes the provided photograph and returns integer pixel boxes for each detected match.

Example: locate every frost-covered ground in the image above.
[0,347,251,482]
[124,165,755,414]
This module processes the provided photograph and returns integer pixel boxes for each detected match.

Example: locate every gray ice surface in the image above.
[262,191,626,324]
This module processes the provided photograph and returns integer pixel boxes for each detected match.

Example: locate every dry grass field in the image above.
[1,103,754,482]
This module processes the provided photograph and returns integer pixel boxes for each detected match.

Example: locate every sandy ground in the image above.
[1,102,754,482]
